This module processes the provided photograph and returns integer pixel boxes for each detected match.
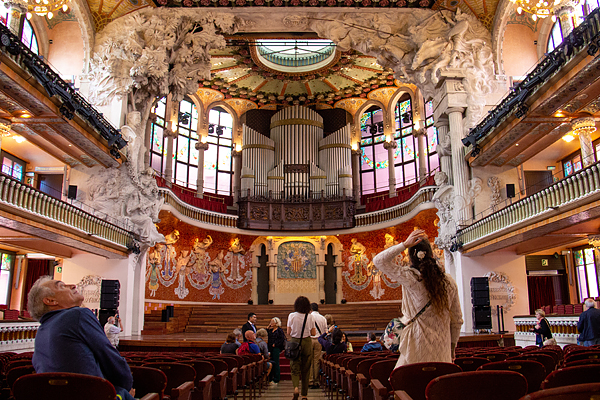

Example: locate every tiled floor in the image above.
[259,380,327,400]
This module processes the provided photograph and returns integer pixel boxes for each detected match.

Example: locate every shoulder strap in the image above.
[299,313,309,340]
[315,322,322,335]
[405,300,431,327]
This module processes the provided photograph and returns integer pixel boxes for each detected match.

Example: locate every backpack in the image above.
[237,341,252,355]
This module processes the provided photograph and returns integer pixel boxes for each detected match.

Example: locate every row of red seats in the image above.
[540,303,586,315]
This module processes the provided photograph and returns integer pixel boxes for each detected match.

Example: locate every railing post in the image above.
[7,180,16,205]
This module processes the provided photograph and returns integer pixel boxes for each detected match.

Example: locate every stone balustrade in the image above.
[514,315,579,348]
[0,321,39,352]
[355,187,437,227]
[160,188,238,228]
[0,175,135,249]
[459,162,600,246]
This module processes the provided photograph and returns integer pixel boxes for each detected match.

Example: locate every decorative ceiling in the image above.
[203,40,395,109]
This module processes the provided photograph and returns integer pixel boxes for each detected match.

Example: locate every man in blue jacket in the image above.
[28,276,134,400]
[577,298,600,347]
[361,332,384,352]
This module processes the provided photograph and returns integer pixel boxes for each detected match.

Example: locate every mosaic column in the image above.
[195,142,209,198]
[163,97,178,188]
[232,150,242,205]
[335,261,344,304]
[317,261,326,302]
[555,4,576,38]
[251,263,259,305]
[448,107,472,222]
[384,140,398,198]
[436,118,453,184]
[414,123,427,181]
[351,149,361,205]
[580,130,594,167]
[144,115,155,168]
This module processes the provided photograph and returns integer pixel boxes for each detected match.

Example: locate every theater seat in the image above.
[477,360,546,393]
[12,372,116,400]
[541,364,600,390]
[425,370,528,400]
[520,382,600,399]
[142,362,196,400]
[130,366,168,400]
[390,362,462,400]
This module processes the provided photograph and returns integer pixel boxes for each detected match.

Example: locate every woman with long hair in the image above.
[373,229,463,367]
[287,296,316,400]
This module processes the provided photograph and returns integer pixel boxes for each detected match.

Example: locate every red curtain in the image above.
[24,259,52,303]
[527,276,556,314]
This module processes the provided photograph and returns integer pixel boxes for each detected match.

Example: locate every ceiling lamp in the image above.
[562,113,596,142]
[509,0,576,21]
[25,0,70,20]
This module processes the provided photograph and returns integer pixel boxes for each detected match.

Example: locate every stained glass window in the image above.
[574,247,599,301]
[548,0,599,52]
[150,97,168,176]
[173,98,200,189]
[0,6,38,55]
[204,107,233,195]
[1,152,25,182]
[359,106,387,195]
[392,96,417,187]
[0,252,14,306]
[424,100,439,174]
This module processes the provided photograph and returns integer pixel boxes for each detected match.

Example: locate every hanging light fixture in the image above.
[509,0,577,21]
[24,0,70,20]
[563,113,596,142]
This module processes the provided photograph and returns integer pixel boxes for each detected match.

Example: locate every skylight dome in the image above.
[255,39,337,73]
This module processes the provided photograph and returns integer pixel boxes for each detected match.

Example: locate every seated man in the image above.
[361,332,384,352]
[28,276,134,400]
[104,315,122,348]
[237,330,261,355]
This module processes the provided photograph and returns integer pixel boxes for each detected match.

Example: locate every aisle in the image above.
[259,380,327,400]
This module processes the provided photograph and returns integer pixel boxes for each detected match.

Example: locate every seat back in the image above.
[346,356,368,373]
[521,382,600,399]
[542,364,600,389]
[453,357,490,372]
[6,359,32,372]
[184,360,215,388]
[565,358,600,367]
[356,358,380,383]
[477,360,546,393]
[368,360,396,393]
[6,365,36,389]
[564,350,600,364]
[509,353,556,375]
[130,366,167,400]
[425,370,528,400]
[142,362,196,396]
[207,358,229,375]
[390,362,462,400]
[12,372,116,400]
[475,352,508,362]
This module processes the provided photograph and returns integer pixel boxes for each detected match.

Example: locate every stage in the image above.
[118,331,515,352]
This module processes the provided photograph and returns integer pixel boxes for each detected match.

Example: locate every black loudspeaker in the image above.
[166,305,174,318]
[161,309,170,322]
[98,308,117,326]
[100,280,120,309]
[68,185,78,200]
[472,306,493,329]
[506,184,516,198]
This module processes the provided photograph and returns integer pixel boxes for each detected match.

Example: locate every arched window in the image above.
[205,107,233,195]
[359,106,387,195]
[173,98,199,188]
[393,96,418,186]
[0,7,39,55]
[424,100,439,174]
[149,97,168,177]
[547,0,599,52]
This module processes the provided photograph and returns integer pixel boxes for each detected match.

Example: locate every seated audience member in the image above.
[28,276,135,400]
[256,328,273,376]
[318,327,347,354]
[221,333,239,354]
[361,332,384,352]
[234,328,243,346]
[104,315,122,348]
[342,332,353,352]
[237,330,261,355]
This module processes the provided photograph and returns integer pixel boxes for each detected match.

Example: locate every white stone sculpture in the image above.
[488,176,501,211]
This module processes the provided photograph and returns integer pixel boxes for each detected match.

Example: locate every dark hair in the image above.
[408,238,449,313]
[369,332,376,341]
[311,303,319,312]
[294,296,312,314]
[226,333,236,343]
[248,312,256,320]
[332,329,344,345]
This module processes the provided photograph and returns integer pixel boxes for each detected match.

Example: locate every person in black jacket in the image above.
[318,326,347,354]
[578,298,600,346]
[531,309,553,347]
[267,317,286,384]
[242,312,257,341]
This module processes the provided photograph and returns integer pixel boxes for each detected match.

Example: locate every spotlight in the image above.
[402,113,411,124]
[470,146,481,157]
[247,299,253,305]
[369,123,377,134]
[208,124,215,134]
[178,112,191,125]
[341,299,347,304]
[216,125,224,136]
[268,299,273,304]
[320,299,325,304]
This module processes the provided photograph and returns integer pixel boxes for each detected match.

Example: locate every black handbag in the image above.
[285,313,308,360]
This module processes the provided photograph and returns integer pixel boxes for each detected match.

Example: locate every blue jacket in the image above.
[361,341,384,352]
[32,307,133,393]
[578,307,600,342]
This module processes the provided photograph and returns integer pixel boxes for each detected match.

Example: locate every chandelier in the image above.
[24,0,70,20]
[509,0,579,21]
[563,114,596,142]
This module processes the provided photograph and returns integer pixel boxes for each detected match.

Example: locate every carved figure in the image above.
[174,251,192,300]
[192,235,213,274]
[488,176,501,211]
[228,238,246,282]
[349,238,368,285]
[147,247,161,296]
[209,250,226,299]
[384,234,398,249]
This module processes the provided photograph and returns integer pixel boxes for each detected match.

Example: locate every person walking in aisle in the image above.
[287,296,316,400]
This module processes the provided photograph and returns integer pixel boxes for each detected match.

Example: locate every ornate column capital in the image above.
[351,149,361,156]
[232,149,242,157]
[447,107,465,115]
[434,117,449,129]
[383,140,398,150]
[195,141,209,151]
[412,128,426,138]
[163,128,178,139]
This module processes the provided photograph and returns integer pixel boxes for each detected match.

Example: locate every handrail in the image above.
[0,23,126,158]
[355,186,437,227]
[159,187,238,228]
[458,160,600,246]
[0,174,136,248]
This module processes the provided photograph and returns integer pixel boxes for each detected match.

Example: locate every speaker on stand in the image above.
[471,277,492,333]
[99,280,120,325]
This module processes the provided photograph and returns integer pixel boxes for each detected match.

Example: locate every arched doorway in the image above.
[257,244,269,304]
[324,243,336,304]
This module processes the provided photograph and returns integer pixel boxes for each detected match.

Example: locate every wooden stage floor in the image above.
[119,331,515,352]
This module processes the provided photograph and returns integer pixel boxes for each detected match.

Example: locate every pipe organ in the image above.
[241,105,353,200]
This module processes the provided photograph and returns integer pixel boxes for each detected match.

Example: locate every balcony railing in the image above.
[355,186,437,227]
[0,321,39,351]
[0,174,136,248]
[458,161,600,246]
[514,315,579,347]
[159,187,238,228]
